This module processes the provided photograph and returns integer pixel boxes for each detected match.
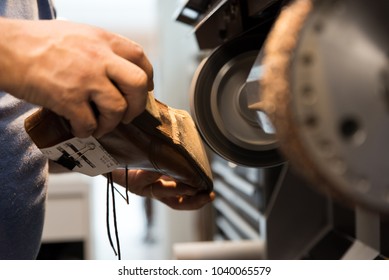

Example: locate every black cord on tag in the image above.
[105,169,131,260]
[109,172,121,260]
[106,172,121,260]
[125,166,129,204]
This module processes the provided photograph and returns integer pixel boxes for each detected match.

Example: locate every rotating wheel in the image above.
[260,0,389,212]
[190,34,283,167]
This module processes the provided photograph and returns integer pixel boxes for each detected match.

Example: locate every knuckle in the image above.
[131,42,146,59]
[134,69,149,90]
[100,96,127,118]
[139,72,148,89]
[83,120,98,133]
[93,26,110,40]
[51,95,75,116]
[112,100,127,116]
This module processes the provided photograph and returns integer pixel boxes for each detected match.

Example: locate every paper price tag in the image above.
[41,136,119,176]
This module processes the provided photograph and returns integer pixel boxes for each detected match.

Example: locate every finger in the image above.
[111,169,199,199]
[90,81,127,138]
[109,35,154,91]
[59,101,97,138]
[110,169,162,194]
[159,191,215,210]
[149,180,198,198]
[106,56,149,123]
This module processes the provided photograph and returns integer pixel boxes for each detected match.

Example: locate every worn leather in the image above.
[24,93,213,192]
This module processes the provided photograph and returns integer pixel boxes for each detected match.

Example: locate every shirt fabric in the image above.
[0,0,55,259]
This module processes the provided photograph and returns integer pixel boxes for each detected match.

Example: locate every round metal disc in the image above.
[190,34,283,167]
[292,0,389,212]
[260,0,389,212]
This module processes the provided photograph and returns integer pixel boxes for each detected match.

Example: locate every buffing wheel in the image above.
[260,0,389,212]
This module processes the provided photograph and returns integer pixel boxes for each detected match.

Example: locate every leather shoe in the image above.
[24,92,213,192]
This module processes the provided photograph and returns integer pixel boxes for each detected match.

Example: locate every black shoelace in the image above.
[106,166,130,260]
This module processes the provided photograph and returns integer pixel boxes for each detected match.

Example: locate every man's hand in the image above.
[110,169,215,210]
[0,17,153,138]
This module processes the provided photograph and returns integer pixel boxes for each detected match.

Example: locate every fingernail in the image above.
[148,80,154,91]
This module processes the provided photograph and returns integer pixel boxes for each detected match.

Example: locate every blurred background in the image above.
[36,0,388,261]
[39,0,205,260]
